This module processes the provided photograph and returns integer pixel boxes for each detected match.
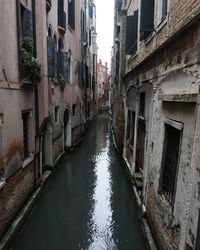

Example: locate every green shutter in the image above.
[140,0,155,41]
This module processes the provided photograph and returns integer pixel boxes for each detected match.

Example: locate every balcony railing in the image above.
[58,11,66,32]
[46,0,52,12]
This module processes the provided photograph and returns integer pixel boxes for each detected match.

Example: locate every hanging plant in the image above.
[58,74,66,90]
[20,37,41,83]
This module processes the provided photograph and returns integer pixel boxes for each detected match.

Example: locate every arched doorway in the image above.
[39,117,53,175]
[64,107,71,149]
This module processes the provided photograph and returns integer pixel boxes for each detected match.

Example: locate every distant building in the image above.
[111,0,200,249]
[97,60,110,111]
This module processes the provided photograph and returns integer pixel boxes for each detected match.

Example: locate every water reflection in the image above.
[13,113,147,250]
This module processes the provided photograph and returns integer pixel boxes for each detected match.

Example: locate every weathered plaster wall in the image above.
[122,16,200,249]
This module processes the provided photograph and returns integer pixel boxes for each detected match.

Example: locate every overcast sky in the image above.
[95,0,114,69]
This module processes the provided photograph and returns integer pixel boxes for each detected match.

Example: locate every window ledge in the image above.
[20,79,33,86]
[0,180,6,190]
[159,93,198,103]
[138,115,145,121]
[22,155,34,169]
[127,52,138,64]
[58,26,66,32]
[144,32,155,45]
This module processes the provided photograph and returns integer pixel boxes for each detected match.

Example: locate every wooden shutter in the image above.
[22,8,33,38]
[126,10,138,55]
[126,15,134,55]
[47,37,56,77]
[162,0,168,19]
[63,52,69,81]
[58,51,64,76]
[140,0,155,41]
[89,4,93,18]
[68,0,75,29]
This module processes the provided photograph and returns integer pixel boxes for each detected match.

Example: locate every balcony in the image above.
[46,0,52,12]
[58,11,66,32]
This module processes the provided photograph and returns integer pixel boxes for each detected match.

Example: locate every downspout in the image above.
[32,0,40,185]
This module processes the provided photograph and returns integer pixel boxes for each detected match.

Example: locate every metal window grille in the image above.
[22,112,29,159]
[161,124,181,206]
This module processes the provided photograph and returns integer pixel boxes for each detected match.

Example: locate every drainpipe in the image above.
[32,0,40,184]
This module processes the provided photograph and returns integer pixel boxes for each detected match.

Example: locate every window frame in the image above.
[72,104,76,117]
[68,0,75,30]
[159,119,183,207]
[126,110,136,147]
[22,111,30,159]
[156,0,169,29]
[55,106,60,123]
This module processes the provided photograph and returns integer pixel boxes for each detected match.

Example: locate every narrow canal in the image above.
[13,113,147,250]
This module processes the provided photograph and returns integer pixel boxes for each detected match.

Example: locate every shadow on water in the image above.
[12,112,147,250]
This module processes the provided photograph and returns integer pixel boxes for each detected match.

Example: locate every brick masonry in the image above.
[127,0,200,72]
[0,161,35,238]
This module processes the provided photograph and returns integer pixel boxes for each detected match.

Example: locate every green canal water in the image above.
[13,113,148,250]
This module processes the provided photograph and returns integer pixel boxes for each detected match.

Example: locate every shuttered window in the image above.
[68,0,75,30]
[126,10,138,55]
[58,0,66,30]
[47,37,56,77]
[140,0,155,41]
[21,4,33,38]
[89,4,93,18]
[58,51,70,81]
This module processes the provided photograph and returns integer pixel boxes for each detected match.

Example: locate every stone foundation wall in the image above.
[0,161,35,238]
[146,180,181,250]
[72,125,82,145]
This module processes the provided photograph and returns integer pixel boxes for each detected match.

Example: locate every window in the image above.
[140,0,155,40]
[20,4,33,38]
[47,29,57,77]
[57,39,70,82]
[160,123,181,206]
[72,104,76,116]
[55,106,59,123]
[89,29,92,46]
[22,112,30,159]
[18,3,34,80]
[58,0,66,31]
[126,110,135,146]
[126,10,138,55]
[139,93,145,117]
[68,0,75,30]
[161,0,168,20]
